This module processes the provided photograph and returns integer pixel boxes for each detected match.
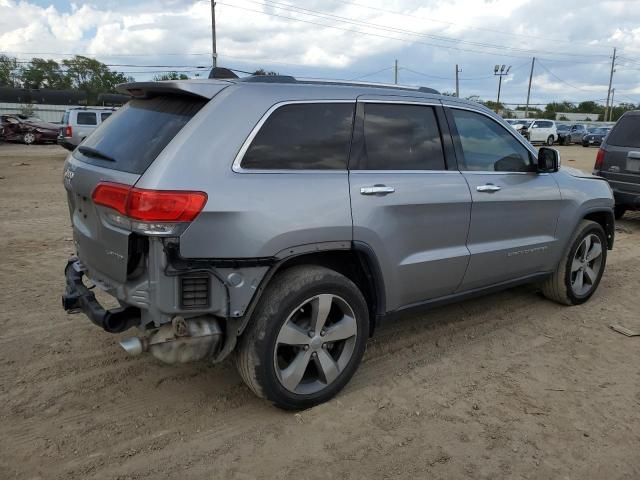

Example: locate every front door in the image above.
[445,107,562,291]
[349,98,472,311]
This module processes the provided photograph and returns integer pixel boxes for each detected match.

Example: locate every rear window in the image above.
[77,112,97,125]
[607,115,640,148]
[75,96,206,174]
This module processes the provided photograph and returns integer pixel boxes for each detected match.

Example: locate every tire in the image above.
[582,142,589,147]
[541,220,607,305]
[614,205,627,220]
[546,135,554,146]
[236,265,369,410]
[23,132,36,145]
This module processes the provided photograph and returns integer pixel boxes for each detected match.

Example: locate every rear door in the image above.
[63,95,209,283]
[445,106,561,291]
[349,97,472,311]
[599,113,640,198]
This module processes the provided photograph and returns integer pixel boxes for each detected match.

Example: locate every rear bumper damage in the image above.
[62,257,141,332]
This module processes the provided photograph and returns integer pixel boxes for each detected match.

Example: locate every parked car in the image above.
[62,77,615,409]
[521,119,558,145]
[556,123,570,138]
[508,119,532,135]
[582,127,611,147]
[57,107,116,151]
[560,124,588,145]
[0,114,58,144]
[593,111,640,219]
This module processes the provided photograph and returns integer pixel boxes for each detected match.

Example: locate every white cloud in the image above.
[0,0,639,103]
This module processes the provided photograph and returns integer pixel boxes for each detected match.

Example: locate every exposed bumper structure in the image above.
[62,257,141,333]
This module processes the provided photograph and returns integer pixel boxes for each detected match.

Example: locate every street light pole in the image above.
[493,65,511,114]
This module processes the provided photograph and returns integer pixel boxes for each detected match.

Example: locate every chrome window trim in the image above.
[232,100,356,173]
[444,104,539,159]
[349,170,459,175]
[358,99,440,107]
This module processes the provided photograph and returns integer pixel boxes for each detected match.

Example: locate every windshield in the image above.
[74,95,207,174]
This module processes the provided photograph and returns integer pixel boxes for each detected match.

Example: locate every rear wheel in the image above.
[546,135,554,146]
[542,220,607,305]
[23,132,36,145]
[236,265,369,410]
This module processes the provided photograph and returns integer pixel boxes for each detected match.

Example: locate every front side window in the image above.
[451,109,533,172]
[356,103,445,170]
[77,112,97,125]
[241,103,354,170]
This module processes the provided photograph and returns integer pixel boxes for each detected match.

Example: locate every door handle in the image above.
[360,185,395,195]
[476,184,501,193]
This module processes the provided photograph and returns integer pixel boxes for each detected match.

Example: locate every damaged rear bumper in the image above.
[62,257,141,332]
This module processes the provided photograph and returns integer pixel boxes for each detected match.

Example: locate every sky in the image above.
[1,0,640,107]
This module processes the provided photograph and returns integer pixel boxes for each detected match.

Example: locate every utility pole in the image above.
[493,64,511,114]
[604,47,616,122]
[394,59,398,84]
[525,57,535,119]
[608,88,616,122]
[211,0,217,69]
[455,64,461,97]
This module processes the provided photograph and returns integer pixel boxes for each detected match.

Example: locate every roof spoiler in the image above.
[116,79,233,100]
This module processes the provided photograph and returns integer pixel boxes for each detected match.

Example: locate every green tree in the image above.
[0,54,19,87]
[252,68,278,76]
[153,71,189,81]
[576,101,604,115]
[21,58,72,89]
[62,55,131,104]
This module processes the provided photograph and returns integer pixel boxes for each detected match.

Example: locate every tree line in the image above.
[0,54,193,104]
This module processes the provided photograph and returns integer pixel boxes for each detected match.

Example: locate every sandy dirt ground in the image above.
[0,143,638,480]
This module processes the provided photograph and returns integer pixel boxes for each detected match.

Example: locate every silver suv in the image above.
[62,77,615,409]
[57,107,116,151]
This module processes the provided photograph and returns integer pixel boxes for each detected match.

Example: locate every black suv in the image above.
[593,111,640,218]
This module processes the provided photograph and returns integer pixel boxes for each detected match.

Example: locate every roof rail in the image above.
[236,75,439,94]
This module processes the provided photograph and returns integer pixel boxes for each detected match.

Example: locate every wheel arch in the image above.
[583,209,615,250]
[240,243,386,339]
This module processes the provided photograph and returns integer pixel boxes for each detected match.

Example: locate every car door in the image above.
[349,98,472,311]
[444,106,562,291]
[530,120,544,142]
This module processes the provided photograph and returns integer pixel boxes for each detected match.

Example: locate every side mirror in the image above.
[537,147,560,172]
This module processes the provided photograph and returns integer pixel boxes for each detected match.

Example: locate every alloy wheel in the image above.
[570,233,603,296]
[273,294,358,395]
[23,132,35,144]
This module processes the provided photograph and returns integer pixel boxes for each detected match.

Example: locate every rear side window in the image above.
[607,115,640,148]
[356,103,445,170]
[75,96,206,174]
[77,112,97,125]
[100,112,112,122]
[241,103,354,170]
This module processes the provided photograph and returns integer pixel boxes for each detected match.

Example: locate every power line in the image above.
[215,2,605,62]
[536,61,606,93]
[348,66,393,81]
[223,0,612,62]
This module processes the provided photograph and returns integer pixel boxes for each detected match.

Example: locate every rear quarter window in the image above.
[74,96,207,174]
[241,103,355,170]
[607,115,640,148]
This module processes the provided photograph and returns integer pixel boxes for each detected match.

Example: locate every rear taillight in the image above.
[594,148,605,171]
[64,125,72,137]
[92,182,207,223]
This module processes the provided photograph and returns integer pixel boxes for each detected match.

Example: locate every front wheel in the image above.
[541,220,607,305]
[23,132,36,145]
[236,265,369,410]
